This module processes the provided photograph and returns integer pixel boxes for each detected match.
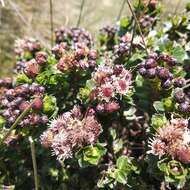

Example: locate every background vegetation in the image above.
[0,0,188,77]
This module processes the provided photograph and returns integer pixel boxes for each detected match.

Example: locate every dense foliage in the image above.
[1,1,190,189]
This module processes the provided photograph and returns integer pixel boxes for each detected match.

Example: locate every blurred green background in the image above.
[0,0,188,77]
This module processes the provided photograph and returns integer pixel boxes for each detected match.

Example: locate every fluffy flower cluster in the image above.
[55,27,93,48]
[148,118,190,164]
[90,64,132,102]
[40,106,102,160]
[14,37,41,58]
[57,46,97,72]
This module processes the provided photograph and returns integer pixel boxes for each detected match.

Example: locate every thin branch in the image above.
[49,0,54,48]
[29,136,39,190]
[76,0,85,27]
[125,0,148,55]
[128,20,136,60]
[116,0,126,21]
[0,102,33,144]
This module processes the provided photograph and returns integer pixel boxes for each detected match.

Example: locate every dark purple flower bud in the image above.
[15,97,23,105]
[174,78,186,88]
[174,90,186,103]
[161,79,172,89]
[156,67,170,80]
[178,102,190,113]
[96,104,105,113]
[146,68,156,78]
[3,110,11,118]
[8,116,16,124]
[145,58,157,69]
[138,67,147,76]
[113,65,123,75]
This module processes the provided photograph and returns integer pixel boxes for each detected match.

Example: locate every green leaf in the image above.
[151,114,167,130]
[113,169,128,184]
[76,144,107,167]
[153,101,165,112]
[47,56,57,65]
[116,156,130,171]
[113,139,123,154]
[16,73,32,85]
[0,116,6,128]
[120,18,130,28]
[43,95,57,115]
[171,46,187,62]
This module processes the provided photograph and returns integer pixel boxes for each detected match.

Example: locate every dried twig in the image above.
[126,0,148,55]
[76,0,85,27]
[49,0,54,48]
[29,136,39,190]
[116,0,126,21]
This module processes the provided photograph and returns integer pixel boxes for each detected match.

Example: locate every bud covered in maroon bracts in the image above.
[57,58,65,72]
[88,50,97,60]
[87,108,96,116]
[104,101,120,113]
[19,101,30,112]
[24,59,40,78]
[156,67,170,80]
[74,48,86,59]
[32,97,43,110]
[96,103,105,113]
[176,146,190,164]
[113,65,123,75]
[35,51,48,65]
[14,85,30,96]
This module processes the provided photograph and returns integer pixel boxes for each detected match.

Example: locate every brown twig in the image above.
[116,0,126,21]
[49,0,54,48]
[29,136,39,190]
[126,0,148,55]
[76,0,85,27]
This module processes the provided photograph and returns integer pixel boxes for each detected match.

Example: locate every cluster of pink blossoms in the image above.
[89,64,132,113]
[148,118,190,164]
[40,106,102,160]
[56,46,97,72]
[14,37,41,58]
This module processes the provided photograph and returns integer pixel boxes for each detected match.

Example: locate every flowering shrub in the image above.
[1,1,190,189]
